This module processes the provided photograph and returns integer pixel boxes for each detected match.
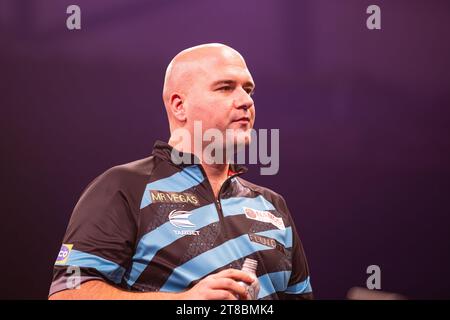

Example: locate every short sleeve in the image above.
[281,197,313,300]
[49,167,138,296]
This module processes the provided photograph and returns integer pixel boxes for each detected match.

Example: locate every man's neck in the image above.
[168,137,230,199]
[201,162,229,199]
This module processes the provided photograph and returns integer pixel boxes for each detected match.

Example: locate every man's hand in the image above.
[178,268,255,300]
[49,268,255,300]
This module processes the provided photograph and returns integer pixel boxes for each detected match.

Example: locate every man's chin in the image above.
[236,133,251,147]
[225,130,252,151]
[232,126,252,140]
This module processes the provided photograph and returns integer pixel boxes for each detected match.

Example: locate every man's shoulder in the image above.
[108,155,158,177]
[235,176,288,209]
[85,155,159,192]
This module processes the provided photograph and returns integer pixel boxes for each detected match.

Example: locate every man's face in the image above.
[183,52,255,148]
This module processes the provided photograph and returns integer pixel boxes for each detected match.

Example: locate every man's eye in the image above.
[218,86,232,91]
[245,88,255,96]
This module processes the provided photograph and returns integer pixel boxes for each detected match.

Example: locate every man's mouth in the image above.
[232,117,251,124]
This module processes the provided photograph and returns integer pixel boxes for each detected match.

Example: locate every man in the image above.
[49,43,312,300]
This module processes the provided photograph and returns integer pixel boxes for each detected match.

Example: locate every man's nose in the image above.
[234,88,254,110]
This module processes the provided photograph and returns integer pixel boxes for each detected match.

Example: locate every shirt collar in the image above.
[152,140,248,175]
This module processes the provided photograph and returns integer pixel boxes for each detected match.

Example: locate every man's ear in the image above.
[169,93,187,122]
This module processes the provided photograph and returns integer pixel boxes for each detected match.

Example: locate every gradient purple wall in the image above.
[1,0,449,299]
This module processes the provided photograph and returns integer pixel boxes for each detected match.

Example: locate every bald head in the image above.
[162,43,247,107]
[162,43,255,145]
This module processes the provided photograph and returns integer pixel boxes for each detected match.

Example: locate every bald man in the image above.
[49,44,312,300]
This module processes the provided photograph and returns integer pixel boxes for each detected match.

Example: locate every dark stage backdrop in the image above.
[1,0,449,299]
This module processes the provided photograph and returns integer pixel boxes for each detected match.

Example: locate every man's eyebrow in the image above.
[211,79,255,89]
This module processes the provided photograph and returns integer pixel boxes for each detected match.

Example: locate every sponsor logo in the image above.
[55,244,73,265]
[169,210,200,235]
[248,233,286,255]
[151,190,200,206]
[169,210,195,228]
[243,207,285,230]
[173,230,200,236]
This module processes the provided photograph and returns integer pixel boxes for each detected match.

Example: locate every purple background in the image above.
[1,0,450,299]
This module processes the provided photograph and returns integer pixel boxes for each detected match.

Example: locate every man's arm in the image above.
[49,268,254,300]
[49,280,178,300]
